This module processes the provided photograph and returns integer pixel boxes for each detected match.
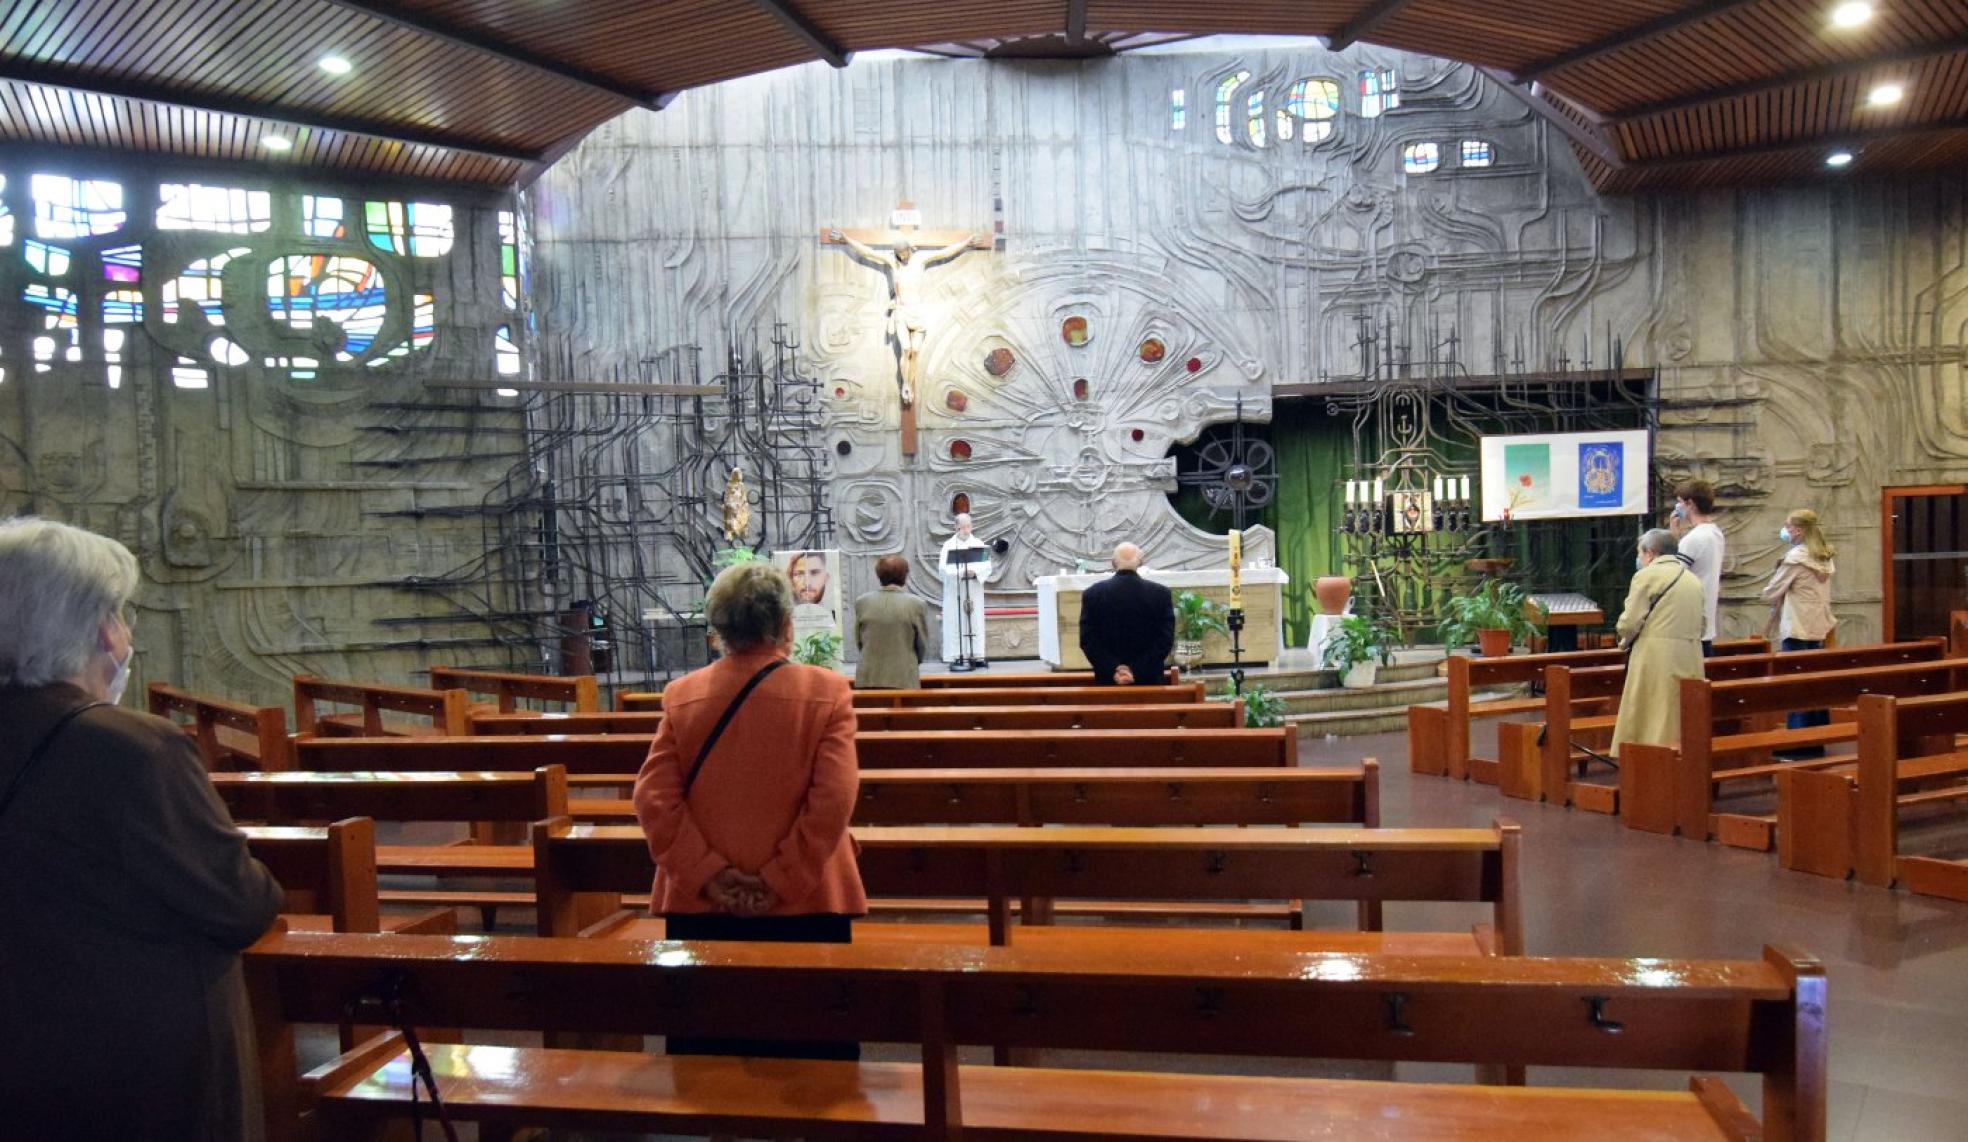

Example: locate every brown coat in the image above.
[0,683,284,1141]
[633,648,866,916]
[1611,556,1708,757]
[853,585,931,689]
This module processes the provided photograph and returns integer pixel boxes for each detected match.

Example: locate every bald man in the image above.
[1078,543,1174,685]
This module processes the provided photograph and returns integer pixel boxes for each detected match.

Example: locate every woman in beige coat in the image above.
[1763,509,1837,753]
[1610,528,1708,757]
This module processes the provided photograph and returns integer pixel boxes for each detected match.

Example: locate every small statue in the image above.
[721,467,751,543]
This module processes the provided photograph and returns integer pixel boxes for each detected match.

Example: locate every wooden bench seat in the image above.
[472,701,1244,735]
[247,931,1827,1141]
[916,667,1181,688]
[242,820,453,939]
[430,665,599,713]
[619,681,1207,711]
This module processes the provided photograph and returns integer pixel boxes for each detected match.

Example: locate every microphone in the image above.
[990,537,1010,555]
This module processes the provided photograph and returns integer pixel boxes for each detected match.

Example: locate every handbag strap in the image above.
[0,700,107,822]
[1627,561,1690,649]
[681,659,788,798]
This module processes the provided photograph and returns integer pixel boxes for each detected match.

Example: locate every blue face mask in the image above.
[1779,527,1795,544]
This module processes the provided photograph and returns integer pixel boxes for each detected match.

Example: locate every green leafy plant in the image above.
[1238,684,1286,728]
[1321,612,1397,674]
[790,630,844,669]
[1172,590,1230,642]
[1437,580,1546,649]
[705,545,761,587]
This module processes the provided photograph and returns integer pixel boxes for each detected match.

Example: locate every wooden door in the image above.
[1883,485,1968,643]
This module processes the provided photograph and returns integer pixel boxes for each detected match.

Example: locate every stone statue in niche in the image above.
[721,467,752,544]
[823,204,989,411]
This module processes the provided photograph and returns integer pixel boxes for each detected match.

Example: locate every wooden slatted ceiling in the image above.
[1,0,1967,192]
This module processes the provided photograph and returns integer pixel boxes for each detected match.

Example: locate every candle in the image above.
[1227,530,1243,610]
[1372,478,1384,503]
[1460,475,1471,501]
[1344,479,1357,506]
[1433,475,1444,500]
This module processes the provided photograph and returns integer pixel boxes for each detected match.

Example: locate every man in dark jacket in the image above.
[1078,542,1174,685]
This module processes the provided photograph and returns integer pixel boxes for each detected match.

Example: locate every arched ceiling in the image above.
[1,0,1963,192]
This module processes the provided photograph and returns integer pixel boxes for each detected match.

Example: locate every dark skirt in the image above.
[661,912,858,1060]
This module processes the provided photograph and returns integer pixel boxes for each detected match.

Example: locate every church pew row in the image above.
[429,664,600,713]
[617,680,1208,711]
[915,666,1182,687]
[1777,692,1968,902]
[293,675,473,738]
[247,932,1827,1141]
[1522,640,1948,809]
[241,820,453,938]
[293,726,1299,781]
[215,764,1377,924]
[533,820,1522,956]
[147,682,292,772]
[1406,639,1769,782]
[471,700,1244,735]
[1615,658,1968,844]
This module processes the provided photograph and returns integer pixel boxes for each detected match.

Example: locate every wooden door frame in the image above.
[1881,484,1968,644]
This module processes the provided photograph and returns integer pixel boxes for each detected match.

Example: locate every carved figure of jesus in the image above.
[828,229,981,409]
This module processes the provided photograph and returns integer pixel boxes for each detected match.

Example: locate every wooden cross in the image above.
[821,201,993,457]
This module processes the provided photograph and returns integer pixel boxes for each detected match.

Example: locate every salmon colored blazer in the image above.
[632,648,866,916]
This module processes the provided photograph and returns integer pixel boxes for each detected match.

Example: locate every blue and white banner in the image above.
[1480,430,1650,522]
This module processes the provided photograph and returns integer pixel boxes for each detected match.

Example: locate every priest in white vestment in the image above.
[938,513,991,665]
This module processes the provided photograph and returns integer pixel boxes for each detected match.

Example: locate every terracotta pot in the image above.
[1476,628,1513,657]
[1314,576,1352,616]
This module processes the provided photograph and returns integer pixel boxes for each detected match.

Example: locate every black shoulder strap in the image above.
[681,659,788,798]
[1628,564,1690,648]
[0,700,107,822]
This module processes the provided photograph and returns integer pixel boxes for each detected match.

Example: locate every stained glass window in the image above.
[172,358,210,389]
[498,211,519,311]
[365,201,453,257]
[23,285,80,373]
[1246,90,1266,148]
[0,175,12,247]
[157,184,272,233]
[209,337,250,366]
[1461,139,1496,167]
[32,175,125,239]
[496,324,520,376]
[1402,142,1440,174]
[25,240,70,276]
[1284,79,1341,143]
[163,247,251,326]
[304,195,347,239]
[102,289,143,325]
[1214,71,1251,145]
[102,245,142,283]
[1170,88,1186,131]
[267,255,388,362]
[1360,68,1399,118]
[103,328,124,388]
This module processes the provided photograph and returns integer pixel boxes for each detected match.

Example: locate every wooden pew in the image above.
[471,701,1244,735]
[147,682,292,772]
[1777,692,1968,901]
[1618,658,1968,843]
[241,820,452,938]
[215,767,569,830]
[1407,639,1768,783]
[1529,641,1945,809]
[248,932,1827,1142]
[617,680,1208,711]
[429,665,601,713]
[295,726,1298,783]
[294,675,472,738]
[533,820,1522,956]
[916,666,1181,687]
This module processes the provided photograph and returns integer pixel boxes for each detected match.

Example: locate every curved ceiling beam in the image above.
[0,58,541,166]
[1612,36,1968,121]
[745,0,851,68]
[1067,0,1088,46]
[1478,67,1626,169]
[318,0,668,109]
[1515,0,1763,83]
[1328,0,1421,53]
[1628,115,1968,168]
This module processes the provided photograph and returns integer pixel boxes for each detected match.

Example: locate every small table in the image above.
[1530,592,1605,652]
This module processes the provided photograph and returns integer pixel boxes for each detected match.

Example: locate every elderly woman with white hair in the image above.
[0,518,283,1141]
[1609,527,1707,758]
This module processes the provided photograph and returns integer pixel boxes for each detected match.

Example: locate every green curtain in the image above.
[1272,401,1350,647]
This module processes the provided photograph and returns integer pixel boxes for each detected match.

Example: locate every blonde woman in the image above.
[1762,509,1837,753]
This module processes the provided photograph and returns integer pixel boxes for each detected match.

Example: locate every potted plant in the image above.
[790,630,844,670]
[1438,580,1545,657]
[1322,612,1397,689]
[1170,590,1229,668]
[1237,684,1286,728]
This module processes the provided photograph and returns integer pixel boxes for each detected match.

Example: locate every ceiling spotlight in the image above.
[263,135,294,152]
[1826,151,1854,167]
[1868,82,1904,106]
[317,55,353,76]
[1830,2,1874,29]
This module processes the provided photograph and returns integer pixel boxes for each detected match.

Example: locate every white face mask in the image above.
[1635,555,1645,571]
[1779,527,1795,544]
[105,643,133,705]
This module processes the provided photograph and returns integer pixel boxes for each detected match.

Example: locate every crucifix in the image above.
[822,201,992,456]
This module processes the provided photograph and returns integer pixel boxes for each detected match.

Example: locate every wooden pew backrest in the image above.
[148,682,292,771]
[430,665,600,713]
[293,675,472,737]
[215,766,569,825]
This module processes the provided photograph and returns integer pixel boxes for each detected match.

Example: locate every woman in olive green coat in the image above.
[1610,528,1708,757]
[853,554,932,689]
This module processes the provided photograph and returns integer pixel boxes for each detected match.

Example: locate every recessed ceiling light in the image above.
[1868,82,1904,106]
[1830,2,1874,29]
[1826,151,1855,167]
[263,135,294,152]
[318,55,353,76]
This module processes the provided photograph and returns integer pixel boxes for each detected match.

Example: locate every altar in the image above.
[1035,568,1290,670]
